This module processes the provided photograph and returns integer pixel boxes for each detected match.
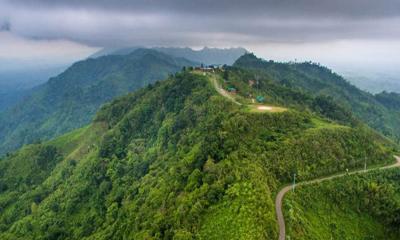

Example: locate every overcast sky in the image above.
[0,0,399,73]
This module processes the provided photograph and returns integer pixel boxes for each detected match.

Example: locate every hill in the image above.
[0,69,395,239]
[234,53,400,141]
[91,47,247,65]
[0,49,196,155]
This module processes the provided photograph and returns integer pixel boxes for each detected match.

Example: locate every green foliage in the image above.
[285,168,400,239]
[216,66,357,126]
[0,70,394,239]
[234,53,400,141]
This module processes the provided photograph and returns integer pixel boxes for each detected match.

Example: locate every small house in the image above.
[227,87,237,93]
[256,95,265,103]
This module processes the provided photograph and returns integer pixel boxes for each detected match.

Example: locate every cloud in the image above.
[1,0,399,47]
[7,0,400,19]
[0,31,97,71]
[0,0,399,75]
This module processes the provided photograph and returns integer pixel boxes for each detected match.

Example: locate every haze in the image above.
[0,0,399,86]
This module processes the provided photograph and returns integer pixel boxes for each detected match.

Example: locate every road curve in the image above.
[276,156,400,240]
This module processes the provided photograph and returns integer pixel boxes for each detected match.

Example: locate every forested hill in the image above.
[234,53,400,141]
[0,70,395,239]
[0,49,196,156]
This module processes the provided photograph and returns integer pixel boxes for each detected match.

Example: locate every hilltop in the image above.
[234,53,400,141]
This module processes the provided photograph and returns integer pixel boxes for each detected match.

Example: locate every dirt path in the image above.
[276,156,400,240]
[210,75,242,106]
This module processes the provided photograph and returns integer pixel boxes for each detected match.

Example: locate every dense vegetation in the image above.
[0,70,394,239]
[284,168,400,239]
[234,54,400,141]
[375,91,400,111]
[0,49,195,156]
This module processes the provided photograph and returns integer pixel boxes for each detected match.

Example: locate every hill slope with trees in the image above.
[284,168,400,239]
[0,70,395,239]
[0,49,196,155]
[234,54,400,142]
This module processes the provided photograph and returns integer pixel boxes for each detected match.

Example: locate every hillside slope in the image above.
[0,49,195,155]
[284,168,400,239]
[234,54,400,141]
[0,70,394,240]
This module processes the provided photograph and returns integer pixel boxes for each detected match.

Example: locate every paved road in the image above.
[275,156,400,240]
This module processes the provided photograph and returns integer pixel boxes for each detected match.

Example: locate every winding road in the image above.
[276,156,400,240]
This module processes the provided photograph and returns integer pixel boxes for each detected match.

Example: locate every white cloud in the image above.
[0,32,97,71]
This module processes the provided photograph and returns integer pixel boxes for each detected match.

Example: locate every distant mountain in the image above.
[89,46,142,59]
[0,49,196,155]
[234,53,400,141]
[336,67,400,94]
[0,89,28,112]
[375,91,400,111]
[0,66,67,111]
[91,46,248,65]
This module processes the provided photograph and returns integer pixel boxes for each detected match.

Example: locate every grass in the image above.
[285,197,389,240]
[47,122,107,160]
[310,117,343,129]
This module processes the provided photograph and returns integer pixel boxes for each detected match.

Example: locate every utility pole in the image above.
[292,173,296,192]
[364,157,367,171]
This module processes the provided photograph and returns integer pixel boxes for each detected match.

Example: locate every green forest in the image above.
[284,168,400,239]
[0,66,397,239]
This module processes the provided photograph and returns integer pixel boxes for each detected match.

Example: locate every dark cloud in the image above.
[8,0,400,20]
[1,0,400,47]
